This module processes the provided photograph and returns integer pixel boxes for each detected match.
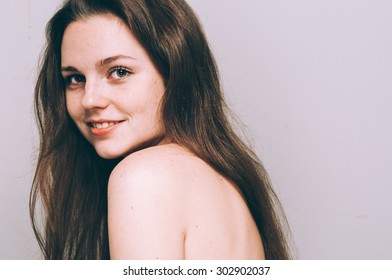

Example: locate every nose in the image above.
[81,78,109,109]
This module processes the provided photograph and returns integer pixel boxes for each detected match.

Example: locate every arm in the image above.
[107,151,187,260]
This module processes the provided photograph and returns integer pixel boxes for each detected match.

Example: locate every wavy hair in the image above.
[31,0,292,259]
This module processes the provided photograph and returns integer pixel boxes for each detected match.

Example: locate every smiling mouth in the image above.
[88,121,124,136]
[89,121,121,129]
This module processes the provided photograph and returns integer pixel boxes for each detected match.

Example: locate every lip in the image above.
[87,120,124,137]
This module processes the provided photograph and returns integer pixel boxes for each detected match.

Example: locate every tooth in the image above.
[91,121,121,129]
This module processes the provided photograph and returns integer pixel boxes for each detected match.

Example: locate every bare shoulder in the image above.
[107,143,205,259]
[109,143,197,187]
[108,143,264,259]
[108,143,231,200]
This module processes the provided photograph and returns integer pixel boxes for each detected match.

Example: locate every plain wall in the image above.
[0,0,62,259]
[1,0,391,259]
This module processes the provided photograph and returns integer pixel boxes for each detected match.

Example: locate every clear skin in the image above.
[61,14,265,259]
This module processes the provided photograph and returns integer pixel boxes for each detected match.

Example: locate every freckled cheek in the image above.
[65,94,83,122]
[126,101,162,128]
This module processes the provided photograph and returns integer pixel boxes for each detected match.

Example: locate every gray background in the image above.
[1,0,391,259]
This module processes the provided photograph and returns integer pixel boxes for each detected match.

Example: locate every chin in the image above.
[92,137,166,159]
[94,146,126,160]
[94,144,140,160]
[95,151,121,160]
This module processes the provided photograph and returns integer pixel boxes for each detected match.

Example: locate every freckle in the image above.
[130,206,134,210]
[156,256,159,260]
[195,225,198,229]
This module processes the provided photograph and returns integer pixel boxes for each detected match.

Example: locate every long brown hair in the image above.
[31,0,292,259]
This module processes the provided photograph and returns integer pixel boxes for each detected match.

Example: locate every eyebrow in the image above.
[61,54,135,73]
[97,55,135,68]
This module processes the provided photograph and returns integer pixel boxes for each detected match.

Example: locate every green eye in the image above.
[116,68,128,77]
[65,74,85,85]
[109,67,131,79]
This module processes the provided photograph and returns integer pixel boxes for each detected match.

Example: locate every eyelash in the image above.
[64,66,132,87]
[64,74,85,86]
[108,66,132,80]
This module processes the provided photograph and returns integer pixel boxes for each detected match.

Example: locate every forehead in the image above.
[61,14,144,65]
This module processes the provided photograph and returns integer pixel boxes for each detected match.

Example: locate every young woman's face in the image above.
[61,14,169,159]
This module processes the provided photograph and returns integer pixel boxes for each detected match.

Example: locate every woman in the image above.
[30,0,292,260]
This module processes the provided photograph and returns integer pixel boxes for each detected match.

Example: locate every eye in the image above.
[109,66,132,80]
[64,74,86,87]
